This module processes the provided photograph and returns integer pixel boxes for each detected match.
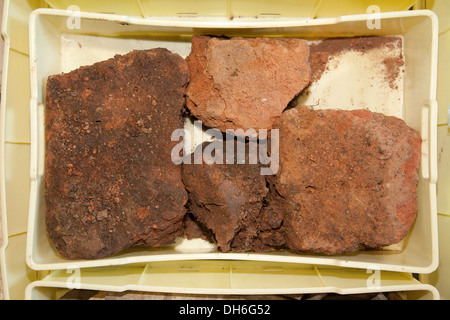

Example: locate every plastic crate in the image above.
[43,0,417,19]
[27,8,438,273]
[24,260,440,300]
[0,0,446,300]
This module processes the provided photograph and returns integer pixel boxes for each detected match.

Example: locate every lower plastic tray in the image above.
[25,260,440,300]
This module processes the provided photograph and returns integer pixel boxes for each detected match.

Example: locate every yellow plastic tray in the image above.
[419,0,450,300]
[27,8,439,273]
[25,261,440,300]
[0,0,447,300]
[43,0,417,19]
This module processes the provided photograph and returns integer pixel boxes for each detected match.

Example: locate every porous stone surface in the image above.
[261,105,421,255]
[186,36,311,133]
[45,49,189,259]
[181,139,268,252]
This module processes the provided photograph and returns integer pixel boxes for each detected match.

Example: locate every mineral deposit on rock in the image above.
[45,49,189,259]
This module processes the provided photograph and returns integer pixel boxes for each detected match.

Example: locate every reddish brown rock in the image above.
[186,36,311,133]
[182,213,215,243]
[45,49,189,259]
[262,105,421,255]
[181,139,268,252]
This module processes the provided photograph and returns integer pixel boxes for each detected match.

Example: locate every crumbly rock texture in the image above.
[181,140,268,252]
[261,105,422,255]
[186,36,311,133]
[45,49,189,259]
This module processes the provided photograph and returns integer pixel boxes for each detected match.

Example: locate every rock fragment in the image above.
[186,36,311,133]
[181,139,268,252]
[45,49,189,259]
[262,105,421,255]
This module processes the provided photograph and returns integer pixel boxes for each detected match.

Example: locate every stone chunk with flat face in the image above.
[45,49,189,259]
[181,140,268,252]
[186,36,311,133]
[262,105,421,255]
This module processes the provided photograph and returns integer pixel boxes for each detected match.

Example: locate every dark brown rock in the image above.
[181,139,268,252]
[186,36,311,133]
[45,49,189,259]
[262,105,421,255]
[182,213,215,243]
